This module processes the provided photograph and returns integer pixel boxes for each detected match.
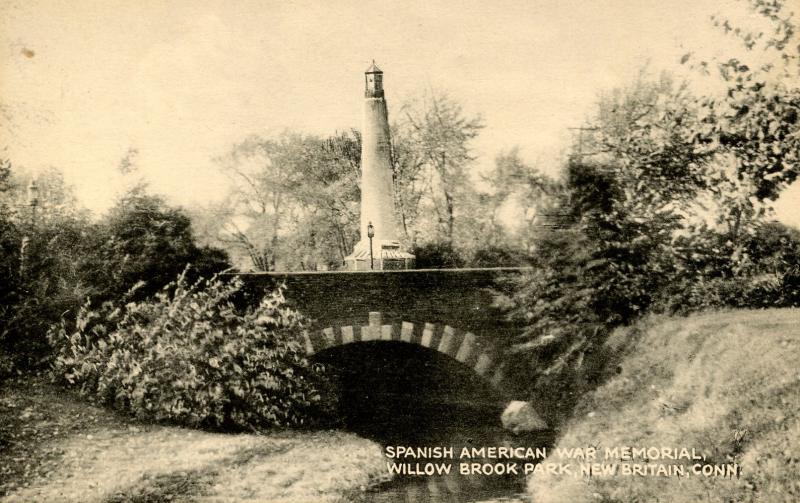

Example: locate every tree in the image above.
[207,93,486,269]
[685,0,799,229]
[0,163,106,370]
[660,0,799,291]
[215,134,304,270]
[390,123,427,241]
[394,90,484,243]
[287,131,361,267]
[0,162,230,373]
[475,149,556,254]
[0,159,21,373]
[577,73,713,217]
[212,131,361,271]
[91,185,230,301]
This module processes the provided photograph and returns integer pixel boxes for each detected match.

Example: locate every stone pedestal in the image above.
[344,238,415,271]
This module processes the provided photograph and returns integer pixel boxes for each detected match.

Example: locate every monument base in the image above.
[343,239,415,271]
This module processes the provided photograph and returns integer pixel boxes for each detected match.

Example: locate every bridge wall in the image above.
[235,268,527,353]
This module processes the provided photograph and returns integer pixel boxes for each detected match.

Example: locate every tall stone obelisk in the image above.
[344,62,414,271]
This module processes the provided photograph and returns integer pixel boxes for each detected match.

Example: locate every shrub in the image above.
[49,271,334,430]
[657,272,795,314]
[653,222,800,314]
[411,241,466,269]
[88,187,231,303]
[469,245,530,267]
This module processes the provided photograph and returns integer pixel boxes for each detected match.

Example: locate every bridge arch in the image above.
[302,311,507,390]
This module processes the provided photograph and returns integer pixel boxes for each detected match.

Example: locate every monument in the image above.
[344,62,415,270]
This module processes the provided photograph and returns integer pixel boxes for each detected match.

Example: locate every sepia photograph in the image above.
[1,0,799,502]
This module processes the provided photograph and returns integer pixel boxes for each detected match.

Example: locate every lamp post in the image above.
[367,221,375,270]
[28,179,39,221]
[20,179,39,278]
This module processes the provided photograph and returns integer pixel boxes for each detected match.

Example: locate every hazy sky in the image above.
[2,0,798,225]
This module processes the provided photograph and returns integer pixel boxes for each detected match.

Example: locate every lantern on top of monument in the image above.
[365,61,384,98]
[344,62,415,271]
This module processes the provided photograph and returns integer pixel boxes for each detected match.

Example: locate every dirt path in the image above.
[1,377,387,503]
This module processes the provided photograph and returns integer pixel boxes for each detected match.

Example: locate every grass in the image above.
[0,377,387,503]
[527,308,800,503]
[104,469,217,503]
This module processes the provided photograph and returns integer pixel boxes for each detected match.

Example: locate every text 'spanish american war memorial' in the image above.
[236,63,544,432]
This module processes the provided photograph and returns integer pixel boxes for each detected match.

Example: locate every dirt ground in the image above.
[0,377,387,503]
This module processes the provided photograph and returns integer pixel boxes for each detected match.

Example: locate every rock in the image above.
[501,401,548,434]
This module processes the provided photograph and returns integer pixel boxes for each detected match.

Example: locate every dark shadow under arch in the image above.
[312,341,508,443]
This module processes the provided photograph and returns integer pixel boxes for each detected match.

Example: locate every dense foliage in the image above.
[411,240,466,269]
[508,0,800,417]
[49,273,333,430]
[0,168,229,374]
[89,185,230,301]
[659,221,800,312]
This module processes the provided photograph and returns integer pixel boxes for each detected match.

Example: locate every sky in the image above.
[1,0,799,226]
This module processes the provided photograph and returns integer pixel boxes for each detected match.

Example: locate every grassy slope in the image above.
[0,378,386,503]
[528,308,800,503]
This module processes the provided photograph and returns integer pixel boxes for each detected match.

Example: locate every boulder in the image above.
[501,400,548,434]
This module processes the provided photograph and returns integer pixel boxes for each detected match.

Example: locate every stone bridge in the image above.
[237,268,529,395]
[236,267,548,433]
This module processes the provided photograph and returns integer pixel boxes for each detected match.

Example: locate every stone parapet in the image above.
[234,267,530,352]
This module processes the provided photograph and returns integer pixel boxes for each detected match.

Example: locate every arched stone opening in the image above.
[311,341,508,443]
[301,311,508,391]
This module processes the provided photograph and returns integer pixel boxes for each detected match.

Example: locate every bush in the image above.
[509,160,683,419]
[49,271,335,430]
[653,222,800,314]
[87,187,231,302]
[1,217,104,371]
[411,241,466,269]
[657,272,794,314]
[469,245,530,267]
